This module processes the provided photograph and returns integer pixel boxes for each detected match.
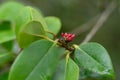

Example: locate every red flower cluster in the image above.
[61,33,75,42]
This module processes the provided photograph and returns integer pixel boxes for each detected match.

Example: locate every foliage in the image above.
[0,1,115,80]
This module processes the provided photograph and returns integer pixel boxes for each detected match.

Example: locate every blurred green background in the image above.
[0,0,120,80]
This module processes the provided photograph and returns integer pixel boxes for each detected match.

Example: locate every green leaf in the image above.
[74,43,115,79]
[16,6,48,48]
[0,2,24,21]
[9,39,65,80]
[53,53,79,80]
[0,30,16,44]
[52,59,66,80]
[18,21,46,48]
[65,58,79,80]
[45,16,61,35]
[15,6,48,35]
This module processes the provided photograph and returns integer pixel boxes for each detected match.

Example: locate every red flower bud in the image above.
[61,33,75,42]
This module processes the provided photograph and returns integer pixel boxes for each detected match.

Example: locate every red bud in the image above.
[61,33,76,42]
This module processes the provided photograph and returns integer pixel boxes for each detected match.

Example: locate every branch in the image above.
[82,1,116,44]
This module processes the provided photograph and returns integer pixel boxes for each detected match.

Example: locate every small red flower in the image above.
[61,33,75,42]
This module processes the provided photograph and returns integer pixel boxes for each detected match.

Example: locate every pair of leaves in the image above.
[9,40,79,80]
[0,2,62,48]
[16,6,47,48]
[53,52,79,80]
[17,7,61,48]
[9,40,65,80]
[9,40,115,80]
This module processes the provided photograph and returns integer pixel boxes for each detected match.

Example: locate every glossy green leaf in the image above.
[9,39,65,80]
[18,21,46,48]
[52,59,66,80]
[16,6,48,48]
[65,58,79,80]
[30,7,48,30]
[0,30,16,44]
[74,43,115,79]
[45,16,61,35]
[0,2,24,21]
[53,53,79,80]
[15,6,48,35]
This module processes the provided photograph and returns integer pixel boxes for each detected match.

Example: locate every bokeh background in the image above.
[0,0,120,80]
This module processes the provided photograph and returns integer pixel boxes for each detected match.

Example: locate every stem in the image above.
[30,33,54,42]
[45,30,56,39]
[58,39,75,51]
[82,1,116,44]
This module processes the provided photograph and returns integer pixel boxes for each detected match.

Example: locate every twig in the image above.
[82,1,116,44]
